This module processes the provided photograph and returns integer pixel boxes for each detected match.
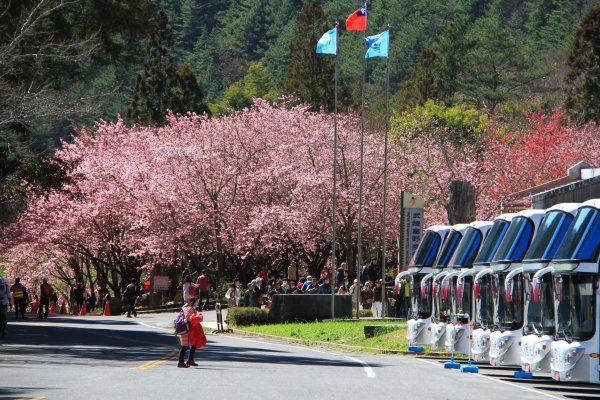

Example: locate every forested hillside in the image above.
[1,0,600,226]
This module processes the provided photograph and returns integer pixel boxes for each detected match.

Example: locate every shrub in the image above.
[227,307,269,326]
[353,309,373,318]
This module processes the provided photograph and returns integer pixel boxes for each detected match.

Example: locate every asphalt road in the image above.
[0,312,566,400]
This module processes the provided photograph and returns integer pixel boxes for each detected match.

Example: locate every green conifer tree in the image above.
[565,5,600,122]
[278,1,334,112]
[128,10,177,125]
[128,10,208,125]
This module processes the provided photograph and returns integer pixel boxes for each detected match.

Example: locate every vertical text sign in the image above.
[402,192,425,269]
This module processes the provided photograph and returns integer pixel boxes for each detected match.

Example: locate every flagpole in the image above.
[356,37,367,320]
[331,21,339,319]
[380,26,391,319]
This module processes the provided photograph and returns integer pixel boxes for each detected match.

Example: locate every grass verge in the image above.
[236,319,412,353]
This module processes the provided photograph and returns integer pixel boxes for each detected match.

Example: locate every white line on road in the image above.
[226,336,376,378]
[136,321,377,379]
[415,358,562,400]
[344,355,377,378]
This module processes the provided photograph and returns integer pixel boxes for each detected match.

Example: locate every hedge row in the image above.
[227,307,269,326]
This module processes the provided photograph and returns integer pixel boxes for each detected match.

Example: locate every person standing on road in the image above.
[123,279,138,318]
[73,283,85,314]
[0,277,11,337]
[10,278,28,319]
[177,300,207,368]
[195,270,211,311]
[38,278,53,319]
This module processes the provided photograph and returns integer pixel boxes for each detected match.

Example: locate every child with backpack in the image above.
[175,299,207,368]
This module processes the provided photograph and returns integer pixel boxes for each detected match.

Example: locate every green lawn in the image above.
[237,319,411,352]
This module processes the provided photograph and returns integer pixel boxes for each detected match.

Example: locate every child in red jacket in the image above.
[177,300,207,368]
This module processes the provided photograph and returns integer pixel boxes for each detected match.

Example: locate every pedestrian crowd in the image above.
[191,259,413,319]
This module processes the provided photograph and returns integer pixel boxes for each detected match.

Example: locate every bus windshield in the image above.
[411,274,432,319]
[554,274,596,341]
[493,217,534,263]
[492,271,524,330]
[432,276,452,322]
[524,211,573,261]
[449,227,483,267]
[474,274,493,328]
[453,276,472,323]
[554,207,600,263]
[524,272,554,336]
[410,230,443,267]
[475,220,510,265]
[435,230,463,268]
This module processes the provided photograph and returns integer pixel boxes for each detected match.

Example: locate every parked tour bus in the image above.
[428,221,493,350]
[407,224,468,347]
[479,209,547,366]
[548,199,600,382]
[516,204,581,376]
[449,214,516,356]
[471,210,548,362]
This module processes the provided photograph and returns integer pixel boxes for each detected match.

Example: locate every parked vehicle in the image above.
[407,224,468,347]
[549,199,600,382]
[429,221,493,351]
[517,204,580,376]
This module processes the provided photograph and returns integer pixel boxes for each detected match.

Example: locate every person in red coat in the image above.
[177,300,207,368]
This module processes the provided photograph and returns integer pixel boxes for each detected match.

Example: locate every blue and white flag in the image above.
[316,26,337,55]
[365,30,389,59]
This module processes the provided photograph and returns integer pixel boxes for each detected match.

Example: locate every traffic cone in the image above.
[80,302,87,316]
[59,302,67,315]
[72,304,79,315]
[50,302,56,315]
[103,300,110,316]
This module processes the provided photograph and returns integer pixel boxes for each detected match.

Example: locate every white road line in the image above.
[223,335,376,378]
[415,358,562,400]
[136,321,377,379]
[344,355,377,378]
[138,321,171,331]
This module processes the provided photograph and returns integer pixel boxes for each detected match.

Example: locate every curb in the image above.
[226,327,455,357]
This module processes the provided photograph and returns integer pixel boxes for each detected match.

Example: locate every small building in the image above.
[502,161,600,211]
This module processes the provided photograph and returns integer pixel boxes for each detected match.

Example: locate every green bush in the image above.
[227,307,269,326]
[353,309,373,318]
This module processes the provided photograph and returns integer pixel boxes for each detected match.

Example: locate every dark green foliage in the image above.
[227,307,269,326]
[172,63,211,117]
[395,48,442,112]
[279,1,335,112]
[565,5,600,122]
[128,10,209,125]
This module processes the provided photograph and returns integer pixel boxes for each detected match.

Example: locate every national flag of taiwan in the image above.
[346,3,367,31]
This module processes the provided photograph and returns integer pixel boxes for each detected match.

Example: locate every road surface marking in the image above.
[226,336,376,378]
[133,349,179,370]
[415,358,562,400]
[138,321,170,331]
[16,398,44,400]
[344,355,377,378]
[137,320,377,378]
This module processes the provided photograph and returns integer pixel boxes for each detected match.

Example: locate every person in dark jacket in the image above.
[10,278,28,319]
[73,283,85,314]
[244,282,258,307]
[123,279,138,317]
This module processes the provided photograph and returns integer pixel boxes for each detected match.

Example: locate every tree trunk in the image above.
[446,180,477,225]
